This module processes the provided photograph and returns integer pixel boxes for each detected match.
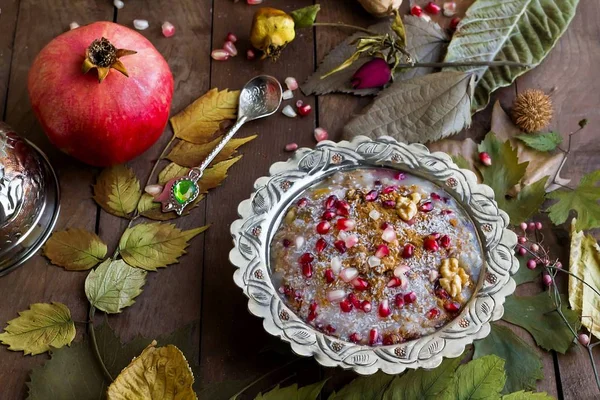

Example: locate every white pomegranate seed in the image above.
[282,105,297,118]
[369,209,381,221]
[223,40,238,56]
[344,234,359,249]
[295,236,305,248]
[211,49,230,61]
[375,244,389,258]
[282,90,294,100]
[361,301,372,313]
[296,100,304,108]
[393,265,410,278]
[443,1,457,16]
[113,0,124,9]
[226,32,238,43]
[339,267,358,283]
[144,184,163,196]
[284,142,298,152]
[246,49,256,60]
[133,19,149,30]
[337,218,356,231]
[378,299,391,317]
[381,227,396,243]
[161,21,175,38]
[69,22,80,30]
[327,289,346,303]
[314,127,328,142]
[247,0,263,4]
[367,256,381,268]
[285,77,299,91]
[429,269,439,282]
[421,14,432,22]
[330,256,342,274]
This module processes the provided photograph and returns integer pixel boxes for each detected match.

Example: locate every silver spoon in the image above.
[155,75,282,215]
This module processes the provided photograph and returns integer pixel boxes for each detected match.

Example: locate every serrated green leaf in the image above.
[85,259,147,314]
[343,71,474,143]
[256,380,327,400]
[473,324,543,394]
[502,391,554,400]
[93,165,141,217]
[0,302,76,356]
[513,256,541,286]
[119,223,207,270]
[502,292,580,354]
[441,355,506,400]
[443,0,579,112]
[290,4,320,28]
[43,228,107,271]
[328,372,395,400]
[547,170,600,230]
[382,356,462,400]
[516,132,562,152]
[452,155,473,171]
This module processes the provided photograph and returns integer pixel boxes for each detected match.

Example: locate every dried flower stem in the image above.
[312,22,376,35]
[397,61,533,69]
[550,122,587,191]
[88,306,114,382]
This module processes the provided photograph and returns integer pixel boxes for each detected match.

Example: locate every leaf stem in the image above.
[88,306,114,382]
[551,124,586,190]
[312,22,376,35]
[397,60,534,69]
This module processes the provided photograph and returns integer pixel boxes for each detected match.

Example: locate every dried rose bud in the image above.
[350,58,391,90]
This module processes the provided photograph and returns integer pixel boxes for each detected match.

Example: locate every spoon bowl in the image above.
[238,75,283,121]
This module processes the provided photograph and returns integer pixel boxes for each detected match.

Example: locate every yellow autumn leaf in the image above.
[170,88,239,144]
[166,134,256,168]
[107,341,196,400]
[43,228,107,271]
[137,193,205,221]
[158,156,242,192]
[569,219,600,339]
[93,165,141,218]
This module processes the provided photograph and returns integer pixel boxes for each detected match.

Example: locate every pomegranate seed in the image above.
[307,310,317,322]
[369,329,379,345]
[426,308,440,319]
[297,198,308,208]
[394,265,410,278]
[344,234,359,249]
[444,301,460,312]
[387,277,402,288]
[380,222,391,230]
[223,40,238,56]
[322,210,336,221]
[527,259,537,269]
[430,232,441,240]
[133,19,149,30]
[299,253,314,264]
[352,277,369,291]
[226,32,237,43]
[429,269,439,282]
[314,127,328,142]
[435,288,449,300]
[336,218,356,231]
[246,49,256,60]
[334,240,346,253]
[394,294,405,308]
[382,227,397,243]
[325,195,337,209]
[282,90,294,100]
[431,192,441,201]
[340,298,353,312]
[375,244,389,258]
[316,221,331,235]
[383,334,399,346]
[325,324,336,334]
[296,100,304,108]
[517,247,527,256]
[285,77,298,91]
[382,200,396,208]
[402,244,415,258]
[368,256,381,269]
[335,200,350,216]
[378,299,391,317]
[450,17,461,30]
[410,5,423,16]
[579,333,591,346]
[425,2,441,14]
[282,105,297,118]
[382,186,396,195]
[331,257,342,273]
[419,202,433,212]
[369,210,381,221]
[424,236,439,252]
[441,209,453,215]
[161,21,175,37]
[361,300,372,313]
[284,142,298,151]
[327,289,346,302]
[365,190,379,202]
[309,302,318,312]
[339,267,358,283]
[295,236,305,248]
[443,1,457,16]
[543,274,553,287]
[298,104,312,117]
[247,0,263,4]
[349,332,361,343]
[404,291,417,304]
[348,293,361,308]
[394,171,406,180]
[69,22,80,30]
[479,152,492,166]
[211,49,230,61]
[302,263,313,278]
[282,238,291,248]
[316,238,328,253]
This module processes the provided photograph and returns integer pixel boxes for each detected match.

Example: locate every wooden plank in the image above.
[199,0,319,393]
[0,0,19,115]
[0,1,113,398]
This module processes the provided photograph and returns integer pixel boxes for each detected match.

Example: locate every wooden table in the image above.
[1,1,599,399]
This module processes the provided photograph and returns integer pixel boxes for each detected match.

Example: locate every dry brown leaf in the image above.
[170,88,239,144]
[157,156,242,193]
[165,134,256,167]
[43,228,107,271]
[106,341,196,400]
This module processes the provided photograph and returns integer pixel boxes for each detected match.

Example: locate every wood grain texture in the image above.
[0,0,19,115]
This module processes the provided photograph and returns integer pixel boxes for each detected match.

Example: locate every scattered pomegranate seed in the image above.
[325,195,337,209]
[69,22,80,30]
[424,236,439,252]
[450,17,461,30]
[282,105,297,118]
[380,221,391,230]
[330,256,342,273]
[298,104,312,117]
[526,259,537,270]
[327,289,346,302]
[404,291,417,304]
[410,5,423,17]
[282,90,294,100]
[314,127,328,142]
[365,190,379,202]
[394,265,410,278]
[378,299,391,317]
[296,198,308,208]
[299,253,314,264]
[133,19,149,30]
[316,221,331,235]
[348,293,361,308]
[435,288,450,299]
[382,186,396,195]
[444,301,460,312]
[429,269,439,282]
[302,263,313,278]
[285,77,298,91]
[316,238,328,253]
[161,21,176,37]
[282,238,291,248]
[375,244,390,258]
[309,302,318,312]
[247,0,263,4]
[349,332,361,343]
[440,235,451,248]
[369,329,379,345]
[430,192,441,201]
[361,300,372,313]
[425,2,441,14]
[443,1,457,16]
[339,267,358,282]
[322,210,336,221]
[324,269,335,284]
[226,32,237,43]
[382,200,396,209]
[402,243,415,258]
[579,333,591,346]
[223,40,238,56]
[296,236,305,247]
[211,49,230,61]
[340,298,353,312]
[382,227,397,243]
[517,247,527,256]
[307,310,317,322]
[344,234,359,249]
[114,0,124,9]
[387,277,402,288]
[336,218,356,231]
[479,152,492,166]
[246,49,256,60]
[325,324,336,334]
[352,277,369,291]
[426,308,440,319]
[394,294,405,308]
[334,240,347,253]
[394,172,406,180]
[335,200,350,216]
[419,202,433,212]
[441,209,453,215]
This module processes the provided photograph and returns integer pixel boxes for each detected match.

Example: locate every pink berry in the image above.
[518,236,527,244]
[316,238,328,253]
[378,299,391,317]
[518,247,527,256]
[526,259,537,269]
[223,40,238,56]
[520,222,528,231]
[324,268,335,283]
[314,127,328,142]
[161,21,175,38]
[479,152,492,166]
[425,2,441,14]
[402,244,415,258]
[410,5,423,17]
[365,190,379,202]
[579,333,591,346]
[530,243,540,252]
[528,222,536,231]
[316,221,331,235]
[297,104,312,117]
[404,291,417,304]
[211,49,230,61]
[543,274,553,287]
[246,49,256,60]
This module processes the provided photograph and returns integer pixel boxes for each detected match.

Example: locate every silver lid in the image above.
[0,122,60,276]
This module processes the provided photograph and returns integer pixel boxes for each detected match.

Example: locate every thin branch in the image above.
[396,60,533,69]
[88,306,114,382]
[313,22,376,35]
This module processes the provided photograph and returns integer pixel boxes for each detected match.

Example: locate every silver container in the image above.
[230,136,517,375]
[0,122,60,276]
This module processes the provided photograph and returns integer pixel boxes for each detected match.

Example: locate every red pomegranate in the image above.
[28,21,174,166]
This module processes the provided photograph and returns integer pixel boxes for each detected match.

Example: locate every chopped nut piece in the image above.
[396,196,418,221]
[439,258,470,300]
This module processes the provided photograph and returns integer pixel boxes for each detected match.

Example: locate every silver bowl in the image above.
[0,122,60,276]
[230,136,517,374]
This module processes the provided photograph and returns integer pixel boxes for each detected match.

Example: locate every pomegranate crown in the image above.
[82,37,137,83]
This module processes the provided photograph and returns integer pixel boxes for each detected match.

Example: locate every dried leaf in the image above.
[137,193,205,221]
[568,219,600,339]
[118,223,207,271]
[443,0,579,112]
[0,302,75,355]
[43,228,107,271]
[290,4,321,28]
[441,355,506,400]
[171,88,239,144]
[502,391,554,400]
[107,342,196,400]
[547,170,600,231]
[256,381,327,400]
[502,292,580,354]
[158,163,190,185]
[343,71,474,143]
[166,134,256,168]
[159,156,242,192]
[93,165,141,218]
[516,132,563,152]
[85,259,147,314]
[473,324,543,394]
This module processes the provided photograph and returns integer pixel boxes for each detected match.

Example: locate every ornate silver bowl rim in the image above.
[230,136,517,374]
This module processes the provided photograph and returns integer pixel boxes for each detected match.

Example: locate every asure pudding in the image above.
[270,168,483,346]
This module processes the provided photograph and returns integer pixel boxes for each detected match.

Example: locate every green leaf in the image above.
[290,4,320,28]
[473,324,543,394]
[443,0,579,112]
[93,165,141,218]
[256,381,327,400]
[442,355,506,400]
[328,372,395,400]
[118,223,207,271]
[516,132,563,152]
[502,292,581,354]
[0,302,76,356]
[382,356,462,399]
[343,71,475,143]
[42,228,107,271]
[513,257,541,286]
[547,170,600,230]
[85,259,147,314]
[452,155,473,171]
[502,391,554,399]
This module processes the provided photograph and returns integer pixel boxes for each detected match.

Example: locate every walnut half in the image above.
[396,195,418,221]
[439,258,470,301]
